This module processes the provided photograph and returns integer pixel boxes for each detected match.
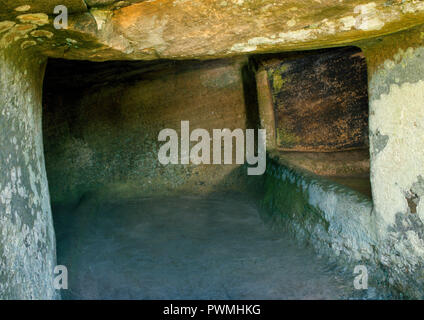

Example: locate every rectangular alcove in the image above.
[253,46,371,197]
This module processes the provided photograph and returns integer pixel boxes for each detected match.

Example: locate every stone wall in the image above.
[43,58,256,206]
[0,45,57,299]
[360,24,424,298]
[261,156,376,267]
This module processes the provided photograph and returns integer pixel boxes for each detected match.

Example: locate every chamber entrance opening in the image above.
[42,49,371,299]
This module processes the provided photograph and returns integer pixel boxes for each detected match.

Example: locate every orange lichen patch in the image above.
[30,30,54,39]
[14,5,31,12]
[21,40,37,49]
[0,21,15,34]
[16,13,49,26]
[15,24,37,32]
[0,24,38,48]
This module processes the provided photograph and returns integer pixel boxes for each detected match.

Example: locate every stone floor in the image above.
[54,192,360,300]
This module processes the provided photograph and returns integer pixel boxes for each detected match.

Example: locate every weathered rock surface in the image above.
[0,45,57,299]
[260,156,394,293]
[361,24,424,298]
[1,0,424,60]
[43,58,255,205]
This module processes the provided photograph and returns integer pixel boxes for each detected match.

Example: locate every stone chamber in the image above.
[1,0,424,300]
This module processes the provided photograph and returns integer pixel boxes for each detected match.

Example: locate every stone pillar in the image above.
[255,68,276,151]
[0,45,57,299]
[361,24,424,297]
